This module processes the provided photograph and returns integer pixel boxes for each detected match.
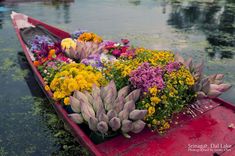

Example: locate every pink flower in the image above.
[121,39,129,45]
[130,63,165,92]
[112,49,122,57]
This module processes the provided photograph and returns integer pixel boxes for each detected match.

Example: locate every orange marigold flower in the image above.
[33,61,40,67]
[44,85,50,92]
[48,49,56,58]
[64,97,70,105]
[41,57,48,63]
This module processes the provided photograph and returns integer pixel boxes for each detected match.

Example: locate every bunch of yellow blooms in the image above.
[135,48,175,66]
[78,32,103,44]
[49,63,107,104]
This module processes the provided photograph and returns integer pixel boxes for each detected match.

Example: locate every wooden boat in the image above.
[11,12,235,156]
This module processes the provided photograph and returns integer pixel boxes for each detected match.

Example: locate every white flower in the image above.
[114,43,121,47]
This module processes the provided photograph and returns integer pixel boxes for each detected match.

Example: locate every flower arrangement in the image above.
[103,39,135,58]
[78,32,103,44]
[49,63,107,104]
[133,63,196,131]
[28,30,231,141]
[61,38,104,61]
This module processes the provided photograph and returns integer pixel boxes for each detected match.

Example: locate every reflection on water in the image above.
[0,0,234,155]
[42,1,73,24]
[0,3,7,29]
[168,0,235,59]
[129,0,141,6]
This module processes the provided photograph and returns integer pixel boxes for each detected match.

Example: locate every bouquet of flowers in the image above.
[28,30,232,140]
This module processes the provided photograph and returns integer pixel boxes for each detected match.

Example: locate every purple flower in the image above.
[71,30,87,39]
[81,53,116,69]
[29,35,56,58]
[130,63,165,92]
[165,62,181,73]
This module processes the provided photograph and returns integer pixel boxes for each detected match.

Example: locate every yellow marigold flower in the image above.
[50,78,59,91]
[44,85,50,92]
[53,91,66,99]
[149,87,158,95]
[186,77,195,86]
[144,103,150,109]
[64,97,70,105]
[59,71,70,77]
[169,92,174,97]
[68,79,79,92]
[152,119,158,125]
[50,63,106,101]
[179,80,184,85]
[150,96,161,105]
[163,122,170,129]
[148,106,155,115]
[78,32,103,43]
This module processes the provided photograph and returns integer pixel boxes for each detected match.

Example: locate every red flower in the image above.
[121,39,129,45]
[112,49,121,57]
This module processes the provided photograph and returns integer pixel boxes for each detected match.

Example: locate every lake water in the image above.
[0,0,234,155]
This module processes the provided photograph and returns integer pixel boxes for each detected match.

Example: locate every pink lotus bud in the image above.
[208,74,217,82]
[92,88,104,113]
[129,110,147,120]
[108,80,117,102]
[117,86,130,98]
[92,85,101,97]
[88,117,98,131]
[207,90,222,98]
[131,120,146,133]
[201,78,210,94]
[98,113,109,123]
[70,96,81,113]
[123,100,135,112]
[107,110,117,120]
[118,110,129,121]
[121,120,133,133]
[96,106,105,119]
[215,74,224,80]
[109,117,121,131]
[217,84,232,92]
[196,91,207,99]
[84,91,93,104]
[80,101,95,122]
[97,121,109,134]
[104,94,113,111]
[74,91,89,104]
[113,96,125,113]
[125,89,141,103]
[68,113,83,124]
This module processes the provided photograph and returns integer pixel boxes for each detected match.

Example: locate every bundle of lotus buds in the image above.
[175,53,231,99]
[61,38,104,61]
[68,80,147,138]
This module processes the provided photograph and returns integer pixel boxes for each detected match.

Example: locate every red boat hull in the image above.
[11,12,235,156]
